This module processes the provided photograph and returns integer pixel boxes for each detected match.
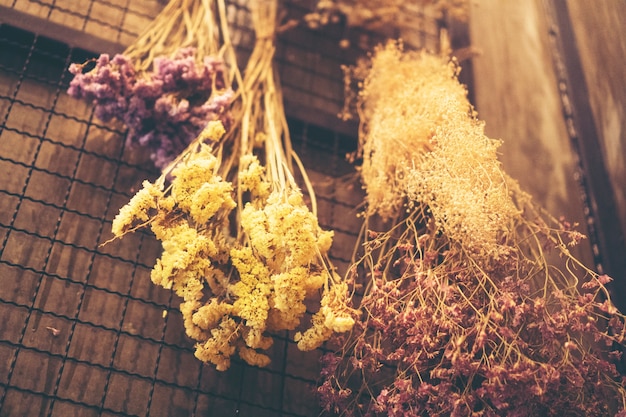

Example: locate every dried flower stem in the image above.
[125,0,222,72]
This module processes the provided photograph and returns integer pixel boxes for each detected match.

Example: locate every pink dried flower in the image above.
[599,300,618,315]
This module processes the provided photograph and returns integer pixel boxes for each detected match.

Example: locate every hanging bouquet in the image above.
[67,0,234,169]
[317,41,626,417]
[109,0,355,371]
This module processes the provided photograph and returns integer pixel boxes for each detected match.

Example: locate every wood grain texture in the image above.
[567,0,626,255]
[469,0,595,268]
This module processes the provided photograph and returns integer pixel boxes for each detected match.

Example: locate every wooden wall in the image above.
[469,0,626,308]
[568,0,626,260]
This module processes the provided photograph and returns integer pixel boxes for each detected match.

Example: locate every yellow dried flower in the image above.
[238,345,271,368]
[233,286,271,331]
[243,328,273,350]
[316,230,334,254]
[169,145,236,226]
[171,155,218,199]
[157,194,176,212]
[111,180,162,236]
[239,154,270,201]
[230,246,272,331]
[242,189,334,270]
[239,205,276,262]
[270,268,309,329]
[150,223,219,296]
[204,264,230,296]
[194,316,239,371]
[302,271,328,296]
[180,300,207,341]
[295,280,355,351]
[110,119,354,370]
[197,120,226,143]
[322,281,355,332]
[188,180,236,225]
[295,311,334,352]
[193,298,234,330]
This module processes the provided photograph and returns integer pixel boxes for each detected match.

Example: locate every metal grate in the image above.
[0,22,365,417]
[0,2,440,416]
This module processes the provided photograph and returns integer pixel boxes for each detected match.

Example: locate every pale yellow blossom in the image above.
[171,154,218,201]
[193,299,233,330]
[238,345,271,368]
[110,119,354,370]
[188,180,236,225]
[197,120,226,143]
[180,300,207,341]
[302,270,327,296]
[194,317,239,371]
[230,246,272,331]
[242,189,333,270]
[111,180,162,236]
[239,154,270,201]
[269,268,309,329]
[295,281,355,351]
[295,311,334,351]
[243,328,273,350]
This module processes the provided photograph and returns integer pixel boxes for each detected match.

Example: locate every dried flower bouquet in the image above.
[318,41,626,417]
[109,0,354,371]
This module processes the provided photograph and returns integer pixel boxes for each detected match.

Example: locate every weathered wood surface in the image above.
[0,0,162,47]
[568,0,626,264]
[469,0,595,269]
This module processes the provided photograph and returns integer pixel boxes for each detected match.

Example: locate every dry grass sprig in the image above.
[125,0,223,72]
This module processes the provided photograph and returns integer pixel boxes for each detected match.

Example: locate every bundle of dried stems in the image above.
[108,0,355,371]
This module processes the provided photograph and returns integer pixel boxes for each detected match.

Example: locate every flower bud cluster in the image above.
[68,48,233,169]
[112,121,353,370]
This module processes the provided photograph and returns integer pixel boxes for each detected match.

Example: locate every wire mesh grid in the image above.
[0,2,440,416]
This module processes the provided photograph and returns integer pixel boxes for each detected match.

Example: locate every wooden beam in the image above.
[543,0,626,310]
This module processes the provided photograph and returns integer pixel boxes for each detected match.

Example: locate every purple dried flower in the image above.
[68,47,233,170]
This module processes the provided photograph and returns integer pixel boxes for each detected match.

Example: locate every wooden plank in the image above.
[564,0,626,303]
[0,6,126,54]
[468,0,595,269]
